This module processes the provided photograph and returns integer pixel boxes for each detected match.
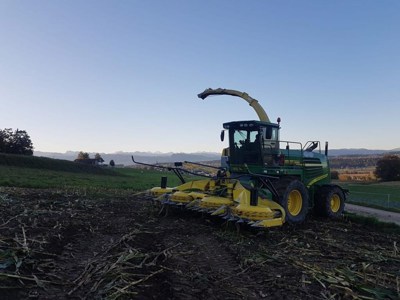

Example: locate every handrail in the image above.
[278,141,304,167]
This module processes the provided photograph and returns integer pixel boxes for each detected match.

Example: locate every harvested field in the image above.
[0,187,399,299]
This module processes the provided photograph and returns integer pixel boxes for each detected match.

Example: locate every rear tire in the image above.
[316,186,345,218]
[274,179,309,224]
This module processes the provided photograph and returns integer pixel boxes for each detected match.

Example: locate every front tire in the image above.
[275,180,309,224]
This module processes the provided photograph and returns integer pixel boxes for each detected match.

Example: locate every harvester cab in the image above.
[136,88,347,228]
[222,120,281,169]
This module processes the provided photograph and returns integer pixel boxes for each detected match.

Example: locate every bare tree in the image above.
[77,151,90,160]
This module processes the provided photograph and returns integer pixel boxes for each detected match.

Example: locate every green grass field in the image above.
[339,181,400,211]
[341,181,400,199]
[0,154,194,192]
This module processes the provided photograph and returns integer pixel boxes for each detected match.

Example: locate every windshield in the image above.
[230,129,262,165]
[233,130,259,149]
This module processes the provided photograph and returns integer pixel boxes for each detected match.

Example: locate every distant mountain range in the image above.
[328,148,400,156]
[33,151,222,166]
[34,148,400,166]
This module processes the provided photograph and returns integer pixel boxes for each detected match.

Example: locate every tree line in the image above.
[75,151,115,167]
[374,155,400,181]
[0,128,33,155]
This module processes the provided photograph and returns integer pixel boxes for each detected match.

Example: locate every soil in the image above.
[0,187,399,300]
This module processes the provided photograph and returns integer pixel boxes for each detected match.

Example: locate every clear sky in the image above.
[1,1,399,154]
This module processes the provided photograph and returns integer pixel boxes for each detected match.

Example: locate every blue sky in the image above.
[1,1,399,153]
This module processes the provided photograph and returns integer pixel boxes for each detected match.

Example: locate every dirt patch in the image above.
[0,187,399,299]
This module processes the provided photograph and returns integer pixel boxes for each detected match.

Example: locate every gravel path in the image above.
[345,203,400,225]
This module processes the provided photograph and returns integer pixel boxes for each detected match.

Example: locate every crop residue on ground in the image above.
[0,187,399,299]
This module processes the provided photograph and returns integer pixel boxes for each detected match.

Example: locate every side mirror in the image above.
[220,130,225,141]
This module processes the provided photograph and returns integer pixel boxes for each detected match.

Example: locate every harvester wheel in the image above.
[316,186,345,218]
[275,179,309,224]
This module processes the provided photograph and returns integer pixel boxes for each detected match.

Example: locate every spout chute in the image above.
[198,88,270,122]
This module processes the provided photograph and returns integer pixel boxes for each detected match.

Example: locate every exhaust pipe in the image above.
[325,142,329,156]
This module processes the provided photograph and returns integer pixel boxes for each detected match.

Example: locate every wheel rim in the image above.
[330,194,341,213]
[287,190,302,216]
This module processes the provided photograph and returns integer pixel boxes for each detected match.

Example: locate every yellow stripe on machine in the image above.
[307,174,328,188]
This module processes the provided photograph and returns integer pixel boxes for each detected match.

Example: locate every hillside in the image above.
[0,153,197,190]
[328,148,395,156]
[330,152,400,169]
[0,153,116,175]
